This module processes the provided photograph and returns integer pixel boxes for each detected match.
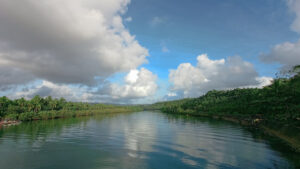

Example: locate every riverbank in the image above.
[0,120,21,128]
[1,107,143,127]
[161,110,300,153]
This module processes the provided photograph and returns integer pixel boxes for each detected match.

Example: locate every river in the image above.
[0,111,299,169]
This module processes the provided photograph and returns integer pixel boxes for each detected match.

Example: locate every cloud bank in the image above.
[260,40,300,67]
[90,68,158,103]
[11,81,86,102]
[0,0,159,103]
[0,0,148,86]
[169,54,272,98]
[11,67,157,104]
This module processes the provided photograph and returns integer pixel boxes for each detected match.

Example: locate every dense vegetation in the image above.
[156,65,300,125]
[144,98,193,110]
[0,96,142,121]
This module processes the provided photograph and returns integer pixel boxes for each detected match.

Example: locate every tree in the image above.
[50,99,58,110]
[16,98,27,114]
[31,95,42,113]
[0,96,10,117]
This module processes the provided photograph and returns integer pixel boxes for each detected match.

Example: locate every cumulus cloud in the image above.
[260,40,300,67]
[10,81,87,102]
[260,0,300,68]
[169,54,272,98]
[90,68,158,103]
[0,0,148,86]
[8,67,158,103]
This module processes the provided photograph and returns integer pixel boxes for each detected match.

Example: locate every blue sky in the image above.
[125,0,297,76]
[0,0,300,103]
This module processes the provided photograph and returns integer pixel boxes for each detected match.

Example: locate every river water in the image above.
[0,111,299,169]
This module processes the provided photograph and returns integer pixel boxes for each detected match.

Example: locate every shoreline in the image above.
[0,109,141,128]
[0,120,21,128]
[161,111,300,153]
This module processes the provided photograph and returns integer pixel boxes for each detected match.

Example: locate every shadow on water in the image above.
[249,128,300,168]
[162,112,300,169]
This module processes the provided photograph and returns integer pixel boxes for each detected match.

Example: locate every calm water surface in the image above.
[0,111,299,169]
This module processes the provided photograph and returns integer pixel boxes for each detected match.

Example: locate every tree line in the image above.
[0,96,142,121]
[157,65,300,124]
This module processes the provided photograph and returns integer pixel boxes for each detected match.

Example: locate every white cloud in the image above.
[108,68,158,99]
[0,0,148,86]
[169,63,207,95]
[8,67,158,103]
[89,68,158,103]
[169,54,272,98]
[260,40,300,68]
[244,77,273,89]
[259,0,300,68]
[10,81,87,102]
[0,0,157,103]
[196,54,225,76]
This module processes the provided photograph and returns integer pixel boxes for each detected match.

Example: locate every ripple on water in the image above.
[0,111,298,169]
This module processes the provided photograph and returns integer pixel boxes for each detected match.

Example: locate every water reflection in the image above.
[0,111,298,169]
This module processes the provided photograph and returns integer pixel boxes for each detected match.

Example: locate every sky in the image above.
[0,0,300,104]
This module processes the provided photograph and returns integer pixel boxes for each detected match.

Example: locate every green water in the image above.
[0,111,299,169]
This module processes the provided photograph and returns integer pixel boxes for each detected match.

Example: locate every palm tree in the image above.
[16,98,26,114]
[31,95,42,113]
[50,99,58,110]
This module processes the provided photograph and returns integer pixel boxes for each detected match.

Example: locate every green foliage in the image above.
[144,98,192,111]
[0,95,143,121]
[159,65,300,124]
[18,112,35,121]
[4,113,18,121]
